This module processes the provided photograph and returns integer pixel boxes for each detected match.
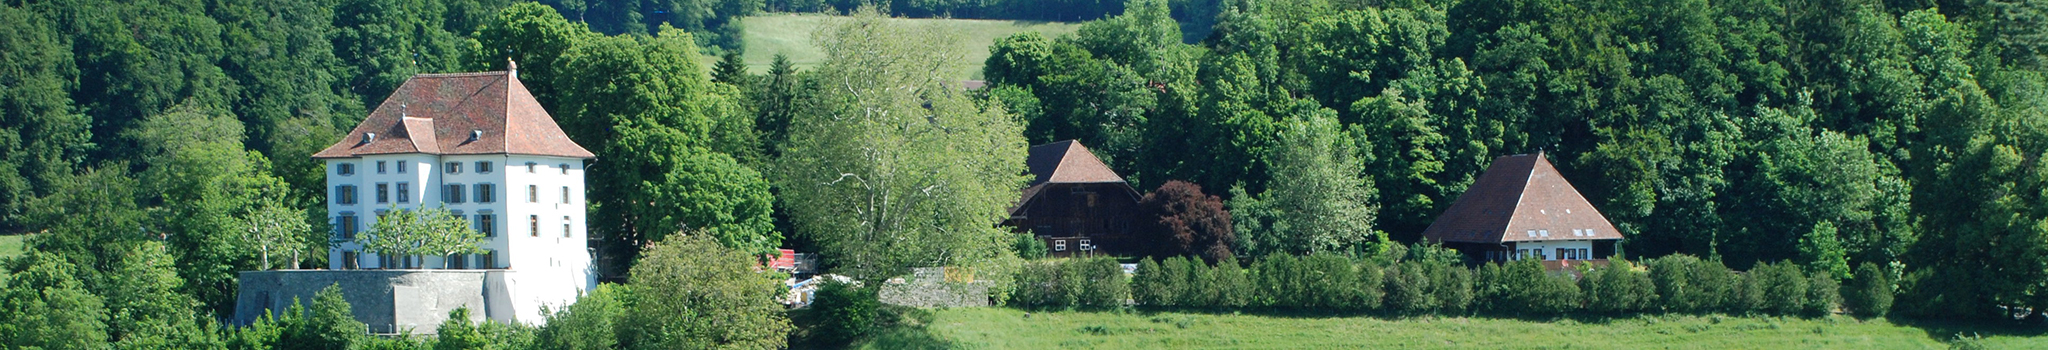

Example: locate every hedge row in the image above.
[1017,249,1893,318]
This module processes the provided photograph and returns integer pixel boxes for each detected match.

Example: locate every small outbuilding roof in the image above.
[313,70,593,159]
[1421,152,1624,244]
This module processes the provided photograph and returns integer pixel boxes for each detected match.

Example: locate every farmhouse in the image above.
[1421,152,1623,267]
[234,64,596,332]
[1004,140,1142,258]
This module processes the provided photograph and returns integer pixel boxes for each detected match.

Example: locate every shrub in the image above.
[1301,253,1357,310]
[1582,262,1657,314]
[1255,254,1299,308]
[1070,257,1129,308]
[1805,273,1840,317]
[1012,233,1048,260]
[809,280,881,345]
[1352,260,1385,311]
[1184,257,1217,307]
[534,284,626,350]
[1211,257,1255,308]
[1752,261,1810,316]
[1384,262,1437,314]
[1484,259,1578,316]
[1844,262,1894,318]
[1159,256,1191,307]
[1431,263,1475,314]
[625,234,794,349]
[1650,255,1736,314]
[1729,268,1765,314]
[1011,260,1064,308]
[1132,257,1170,306]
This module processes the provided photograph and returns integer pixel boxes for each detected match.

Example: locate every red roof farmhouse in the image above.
[1422,152,1623,267]
[1003,140,1143,257]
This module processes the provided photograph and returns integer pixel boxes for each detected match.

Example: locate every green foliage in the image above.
[1010,258,1128,309]
[1477,259,1579,316]
[1011,233,1049,260]
[433,307,489,350]
[1231,110,1383,257]
[808,280,881,346]
[1845,262,1894,319]
[774,9,1027,281]
[0,5,89,230]
[1649,254,1736,314]
[534,283,626,350]
[623,234,792,349]
[0,251,109,349]
[1751,261,1810,316]
[280,285,367,350]
[236,203,313,270]
[1132,257,1168,306]
[1580,262,1657,314]
[357,205,485,267]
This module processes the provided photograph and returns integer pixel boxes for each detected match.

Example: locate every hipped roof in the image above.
[313,71,594,159]
[1421,153,1624,244]
[1012,140,1137,215]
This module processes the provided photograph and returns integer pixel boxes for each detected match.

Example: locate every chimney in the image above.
[508,58,519,80]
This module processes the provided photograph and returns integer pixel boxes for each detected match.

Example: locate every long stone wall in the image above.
[234,270,499,334]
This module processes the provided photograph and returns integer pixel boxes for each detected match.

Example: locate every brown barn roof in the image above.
[1012,140,1137,215]
[313,70,594,159]
[1421,153,1624,244]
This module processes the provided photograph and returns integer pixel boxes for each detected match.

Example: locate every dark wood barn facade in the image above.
[1004,140,1142,258]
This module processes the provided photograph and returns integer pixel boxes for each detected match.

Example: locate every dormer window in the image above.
[468,130,483,142]
[361,132,377,144]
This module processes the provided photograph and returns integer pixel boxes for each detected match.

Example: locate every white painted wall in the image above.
[1510,240,1595,261]
[324,153,593,324]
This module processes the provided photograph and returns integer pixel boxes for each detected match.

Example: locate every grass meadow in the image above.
[0,234,24,261]
[736,14,1082,79]
[855,307,2048,349]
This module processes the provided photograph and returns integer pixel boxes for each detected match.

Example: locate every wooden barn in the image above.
[1004,140,1142,258]
[1421,152,1624,268]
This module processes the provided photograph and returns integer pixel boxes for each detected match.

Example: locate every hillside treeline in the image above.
[971,0,2048,321]
[1,0,2047,348]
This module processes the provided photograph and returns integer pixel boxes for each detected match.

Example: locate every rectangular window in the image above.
[375,183,389,203]
[337,215,359,239]
[335,185,357,205]
[444,184,465,203]
[476,161,493,174]
[1557,248,1568,260]
[482,250,497,269]
[397,161,407,173]
[445,161,462,174]
[1581,248,1590,260]
[377,161,387,174]
[474,184,495,203]
[526,162,537,173]
[478,214,495,237]
[1054,240,1068,252]
[560,163,569,175]
[342,251,359,269]
[337,163,354,175]
[562,186,571,204]
[528,185,538,203]
[1517,249,1527,260]
[446,254,466,269]
[396,182,410,203]
[529,215,539,237]
[563,216,572,237]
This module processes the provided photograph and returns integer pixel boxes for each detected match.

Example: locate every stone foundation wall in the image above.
[234,270,495,334]
[878,267,990,308]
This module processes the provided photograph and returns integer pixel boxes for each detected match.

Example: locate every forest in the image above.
[3,0,2048,347]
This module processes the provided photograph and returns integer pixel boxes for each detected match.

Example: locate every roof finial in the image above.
[508,57,519,80]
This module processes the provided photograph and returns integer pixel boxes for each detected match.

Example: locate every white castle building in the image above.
[235,65,595,332]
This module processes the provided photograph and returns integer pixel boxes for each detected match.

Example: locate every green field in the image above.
[737,14,1082,79]
[0,234,24,261]
[858,308,2047,349]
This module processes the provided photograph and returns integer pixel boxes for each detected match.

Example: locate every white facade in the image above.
[324,153,592,324]
[1509,240,1596,261]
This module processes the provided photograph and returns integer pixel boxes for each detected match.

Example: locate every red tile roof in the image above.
[313,70,594,159]
[1012,140,1137,215]
[1025,140,1125,185]
[1421,153,1624,244]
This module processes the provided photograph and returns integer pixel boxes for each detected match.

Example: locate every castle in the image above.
[234,65,595,332]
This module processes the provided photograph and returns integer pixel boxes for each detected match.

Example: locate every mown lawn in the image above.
[858,307,2048,349]
[736,14,1082,79]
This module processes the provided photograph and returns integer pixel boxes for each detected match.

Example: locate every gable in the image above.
[1421,153,1623,244]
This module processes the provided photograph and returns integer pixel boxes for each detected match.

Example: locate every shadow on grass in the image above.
[1889,316,2048,342]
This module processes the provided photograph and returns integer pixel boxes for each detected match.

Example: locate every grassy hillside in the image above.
[859,308,2045,349]
[736,14,1082,79]
[0,234,24,261]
